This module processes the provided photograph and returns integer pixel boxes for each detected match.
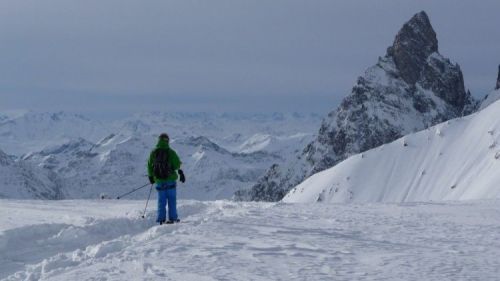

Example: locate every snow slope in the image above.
[480,88,500,110]
[0,149,63,199]
[284,99,500,203]
[1,199,499,280]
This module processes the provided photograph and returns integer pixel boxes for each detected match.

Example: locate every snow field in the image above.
[1,199,500,280]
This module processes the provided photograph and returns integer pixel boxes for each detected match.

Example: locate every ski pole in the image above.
[116,183,150,199]
[141,184,154,219]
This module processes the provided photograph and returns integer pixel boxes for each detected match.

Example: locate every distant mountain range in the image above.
[0,112,320,199]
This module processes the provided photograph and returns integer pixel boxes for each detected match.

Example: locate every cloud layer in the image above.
[0,0,498,116]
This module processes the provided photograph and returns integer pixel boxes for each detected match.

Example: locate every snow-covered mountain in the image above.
[0,111,107,155]
[0,149,63,199]
[116,112,321,152]
[241,11,478,202]
[284,97,500,203]
[2,112,318,200]
[23,133,285,200]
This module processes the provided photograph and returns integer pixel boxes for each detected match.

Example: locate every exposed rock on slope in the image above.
[496,65,500,90]
[240,11,478,201]
[284,98,500,203]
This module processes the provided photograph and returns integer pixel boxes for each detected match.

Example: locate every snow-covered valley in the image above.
[1,199,499,281]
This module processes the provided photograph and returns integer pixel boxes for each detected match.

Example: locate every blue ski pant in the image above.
[156,182,178,222]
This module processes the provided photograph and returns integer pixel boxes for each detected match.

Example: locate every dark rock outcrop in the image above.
[238,11,478,202]
[387,11,438,85]
[496,65,500,90]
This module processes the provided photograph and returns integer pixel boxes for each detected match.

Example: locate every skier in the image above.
[147,133,185,225]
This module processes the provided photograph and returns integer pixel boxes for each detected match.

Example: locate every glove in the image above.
[148,176,155,184]
[178,169,186,183]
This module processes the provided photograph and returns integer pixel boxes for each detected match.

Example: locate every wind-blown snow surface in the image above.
[1,199,499,280]
[284,99,500,204]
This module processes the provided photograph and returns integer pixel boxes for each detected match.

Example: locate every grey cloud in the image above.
[0,0,498,117]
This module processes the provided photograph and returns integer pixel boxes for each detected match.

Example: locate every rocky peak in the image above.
[238,11,478,202]
[387,11,438,85]
[496,65,500,90]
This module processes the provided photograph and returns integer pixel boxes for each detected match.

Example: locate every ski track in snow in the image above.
[1,200,500,280]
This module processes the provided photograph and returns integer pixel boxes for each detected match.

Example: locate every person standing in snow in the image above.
[147,133,185,225]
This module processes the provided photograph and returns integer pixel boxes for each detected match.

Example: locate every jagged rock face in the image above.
[496,65,500,90]
[388,11,438,85]
[234,164,284,202]
[389,11,467,108]
[240,11,478,202]
[420,54,467,108]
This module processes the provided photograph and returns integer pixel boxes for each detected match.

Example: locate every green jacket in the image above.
[147,138,182,183]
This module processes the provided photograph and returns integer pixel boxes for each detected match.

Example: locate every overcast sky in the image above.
[0,0,498,118]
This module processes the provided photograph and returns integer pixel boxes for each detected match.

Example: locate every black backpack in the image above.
[152,148,173,178]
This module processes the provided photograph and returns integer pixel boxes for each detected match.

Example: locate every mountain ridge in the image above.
[240,11,478,202]
[0,111,318,200]
[283,98,500,203]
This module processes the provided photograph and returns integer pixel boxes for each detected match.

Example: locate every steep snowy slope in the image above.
[284,99,500,203]
[243,11,478,202]
[480,89,500,110]
[0,149,63,199]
